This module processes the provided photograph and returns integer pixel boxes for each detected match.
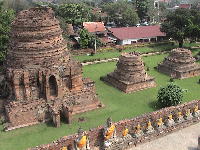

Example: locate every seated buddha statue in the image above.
[156,118,165,131]
[134,124,144,138]
[121,126,132,140]
[122,126,129,137]
[184,109,193,120]
[103,117,117,147]
[193,104,200,117]
[61,147,67,150]
[74,128,90,150]
[175,111,184,123]
[145,120,154,134]
[165,114,175,127]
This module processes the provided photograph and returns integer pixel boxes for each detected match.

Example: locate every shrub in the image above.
[100,76,105,81]
[0,115,5,125]
[90,52,94,56]
[157,83,185,108]
[169,78,174,82]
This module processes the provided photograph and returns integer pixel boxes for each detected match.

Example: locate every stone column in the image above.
[63,107,73,124]
[71,74,83,91]
[23,71,32,100]
[13,70,21,100]
[45,71,50,101]
[53,113,60,128]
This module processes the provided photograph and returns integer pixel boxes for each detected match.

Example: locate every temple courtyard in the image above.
[1,46,200,150]
[132,122,200,150]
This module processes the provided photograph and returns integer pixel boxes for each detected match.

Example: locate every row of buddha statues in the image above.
[61,104,200,150]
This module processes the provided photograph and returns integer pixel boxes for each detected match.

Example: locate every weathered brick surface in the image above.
[29,100,200,150]
[0,7,101,130]
[102,52,156,93]
[158,48,200,79]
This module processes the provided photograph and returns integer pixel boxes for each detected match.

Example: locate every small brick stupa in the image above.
[103,52,156,93]
[0,7,101,130]
[157,48,200,79]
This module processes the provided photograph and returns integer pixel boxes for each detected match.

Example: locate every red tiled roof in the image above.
[108,25,165,40]
[83,22,106,33]
[179,4,191,9]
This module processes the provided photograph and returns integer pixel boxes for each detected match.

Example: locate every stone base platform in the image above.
[104,135,134,150]
[157,64,200,79]
[102,74,156,93]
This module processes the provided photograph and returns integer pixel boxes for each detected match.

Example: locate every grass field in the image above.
[1,51,200,150]
[74,42,200,62]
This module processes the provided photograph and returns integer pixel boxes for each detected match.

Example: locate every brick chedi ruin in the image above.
[157,48,200,79]
[0,7,101,131]
[102,52,156,93]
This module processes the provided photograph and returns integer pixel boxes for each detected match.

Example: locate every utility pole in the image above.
[154,0,160,23]
[94,24,98,54]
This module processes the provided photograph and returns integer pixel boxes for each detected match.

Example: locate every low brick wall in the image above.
[29,100,200,150]
[81,51,167,66]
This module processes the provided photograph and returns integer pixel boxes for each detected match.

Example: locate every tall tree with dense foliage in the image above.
[121,7,139,26]
[136,0,149,22]
[56,3,92,25]
[185,9,200,42]
[102,0,138,26]
[161,8,193,47]
[0,1,15,62]
[79,29,102,49]
[2,0,32,12]
[157,83,185,108]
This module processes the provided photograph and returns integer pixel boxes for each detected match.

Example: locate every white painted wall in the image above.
[119,36,158,45]
[120,39,137,45]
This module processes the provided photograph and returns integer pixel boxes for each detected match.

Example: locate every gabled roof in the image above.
[179,4,191,9]
[83,22,106,33]
[108,25,165,40]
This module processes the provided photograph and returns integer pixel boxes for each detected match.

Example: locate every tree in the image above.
[102,1,138,26]
[56,3,92,25]
[136,0,149,22]
[2,0,33,12]
[79,29,91,49]
[0,1,15,62]
[121,7,139,26]
[161,8,192,48]
[157,83,185,108]
[185,9,200,42]
[78,29,102,49]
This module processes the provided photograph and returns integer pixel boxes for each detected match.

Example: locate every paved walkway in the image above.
[130,123,200,150]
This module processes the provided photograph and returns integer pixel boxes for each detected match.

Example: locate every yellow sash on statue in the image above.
[122,128,128,137]
[61,147,67,150]
[105,125,115,140]
[77,136,87,148]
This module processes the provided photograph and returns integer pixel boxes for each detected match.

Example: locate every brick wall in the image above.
[29,100,200,150]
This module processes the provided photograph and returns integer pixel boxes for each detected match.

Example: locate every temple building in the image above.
[157,48,200,79]
[102,52,156,93]
[0,7,101,130]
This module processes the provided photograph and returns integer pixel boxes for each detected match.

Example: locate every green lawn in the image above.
[74,42,200,62]
[1,53,200,150]
[74,43,177,62]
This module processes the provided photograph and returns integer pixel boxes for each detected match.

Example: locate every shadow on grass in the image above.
[45,121,54,127]
[148,100,160,111]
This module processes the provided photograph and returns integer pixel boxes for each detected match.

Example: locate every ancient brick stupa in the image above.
[0,7,101,130]
[157,48,200,79]
[102,52,156,93]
